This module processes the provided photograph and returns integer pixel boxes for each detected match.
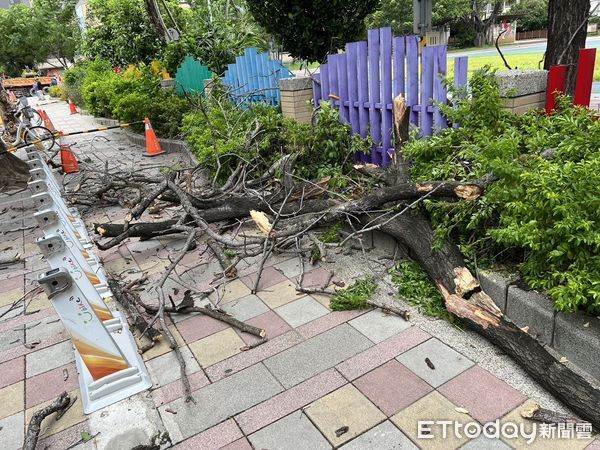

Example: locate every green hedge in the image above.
[63,60,190,138]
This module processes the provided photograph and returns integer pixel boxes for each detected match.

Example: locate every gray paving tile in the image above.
[0,412,24,450]
[0,327,24,351]
[158,363,283,442]
[272,258,303,278]
[349,309,412,343]
[396,338,473,388]
[340,421,417,449]
[26,340,74,377]
[25,316,65,343]
[222,294,270,322]
[146,346,201,386]
[275,295,329,328]
[248,410,331,450]
[263,324,372,388]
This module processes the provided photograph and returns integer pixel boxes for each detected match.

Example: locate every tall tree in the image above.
[246,0,379,62]
[471,1,504,46]
[33,0,81,69]
[545,0,590,95]
[0,6,41,76]
[83,0,164,65]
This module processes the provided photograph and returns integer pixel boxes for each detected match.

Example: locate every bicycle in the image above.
[0,102,55,151]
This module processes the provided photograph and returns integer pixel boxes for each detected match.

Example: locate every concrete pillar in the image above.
[495,70,548,115]
[278,77,313,123]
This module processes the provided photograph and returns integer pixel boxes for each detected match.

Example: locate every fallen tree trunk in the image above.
[94,181,483,240]
[368,211,600,429]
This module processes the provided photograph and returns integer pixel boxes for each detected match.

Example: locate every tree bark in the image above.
[94,181,483,239]
[545,0,590,95]
[143,0,170,41]
[24,392,71,450]
[0,142,30,191]
[0,86,18,140]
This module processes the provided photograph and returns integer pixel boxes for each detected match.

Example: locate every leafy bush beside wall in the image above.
[405,69,600,313]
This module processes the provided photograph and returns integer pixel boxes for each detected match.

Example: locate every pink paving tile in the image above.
[0,275,23,293]
[296,310,366,339]
[172,419,243,450]
[25,362,79,408]
[240,267,287,291]
[0,329,68,364]
[336,326,431,381]
[237,310,292,345]
[235,367,346,435]
[438,366,527,424]
[37,419,90,450]
[152,371,210,406]
[297,267,340,288]
[220,438,252,450]
[205,330,304,382]
[353,360,432,416]
[176,314,229,344]
[0,356,24,389]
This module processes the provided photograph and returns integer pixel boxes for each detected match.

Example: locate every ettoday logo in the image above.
[417,420,593,444]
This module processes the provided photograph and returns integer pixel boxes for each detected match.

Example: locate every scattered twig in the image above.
[24,392,70,450]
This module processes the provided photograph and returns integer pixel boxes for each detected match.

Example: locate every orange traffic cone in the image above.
[8,90,17,103]
[143,117,164,157]
[58,133,79,173]
[38,109,56,131]
[68,98,78,115]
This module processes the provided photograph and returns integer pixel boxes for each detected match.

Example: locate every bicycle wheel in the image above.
[24,126,55,151]
[30,110,43,126]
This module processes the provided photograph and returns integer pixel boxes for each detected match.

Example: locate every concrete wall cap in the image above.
[495,70,548,97]
[278,77,312,91]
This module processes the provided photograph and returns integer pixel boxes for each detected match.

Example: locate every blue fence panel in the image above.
[222,48,294,107]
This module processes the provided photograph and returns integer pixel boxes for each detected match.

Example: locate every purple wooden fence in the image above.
[313,27,469,166]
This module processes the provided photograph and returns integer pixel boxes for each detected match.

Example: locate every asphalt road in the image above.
[449,35,600,58]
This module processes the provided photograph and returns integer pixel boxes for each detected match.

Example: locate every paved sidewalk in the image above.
[1,99,598,449]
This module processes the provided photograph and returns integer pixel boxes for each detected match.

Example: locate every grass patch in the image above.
[447,52,600,82]
[319,222,343,243]
[330,276,378,311]
[389,261,456,323]
[285,61,320,71]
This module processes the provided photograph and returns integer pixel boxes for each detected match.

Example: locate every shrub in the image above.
[183,90,369,186]
[48,85,66,100]
[66,60,190,138]
[404,68,600,313]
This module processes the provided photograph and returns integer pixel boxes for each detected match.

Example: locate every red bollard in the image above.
[545,65,568,115]
[574,48,596,108]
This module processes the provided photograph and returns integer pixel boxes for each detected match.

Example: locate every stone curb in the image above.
[479,270,600,382]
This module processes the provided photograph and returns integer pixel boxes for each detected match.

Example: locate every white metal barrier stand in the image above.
[31,155,152,414]
[38,268,151,413]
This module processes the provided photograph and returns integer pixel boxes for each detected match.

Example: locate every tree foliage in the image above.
[0,1,80,76]
[34,0,81,68]
[246,0,379,62]
[162,0,266,75]
[83,0,165,66]
[509,0,548,31]
[366,0,413,35]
